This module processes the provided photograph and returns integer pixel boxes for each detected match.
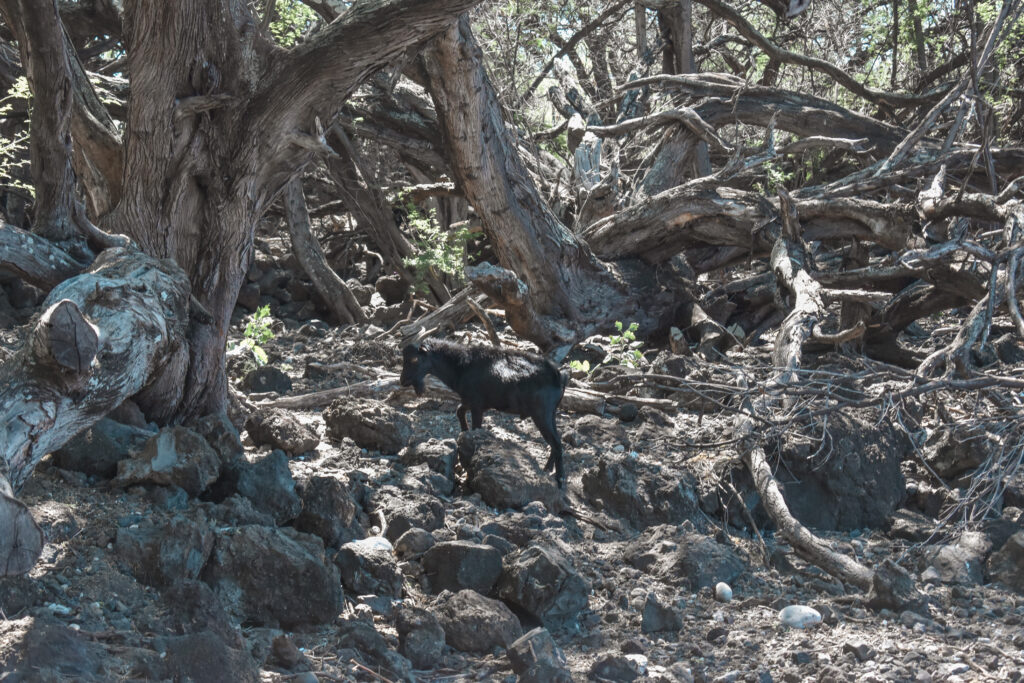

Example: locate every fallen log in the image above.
[0,248,191,575]
[731,189,878,592]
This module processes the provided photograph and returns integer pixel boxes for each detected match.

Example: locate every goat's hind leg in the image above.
[456,404,469,431]
[532,410,565,487]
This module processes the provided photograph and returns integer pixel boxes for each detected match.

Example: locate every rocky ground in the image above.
[1,234,1023,683]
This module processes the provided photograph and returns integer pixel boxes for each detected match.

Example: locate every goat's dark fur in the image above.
[400,338,570,487]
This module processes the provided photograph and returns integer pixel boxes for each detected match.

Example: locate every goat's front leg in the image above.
[456,404,469,431]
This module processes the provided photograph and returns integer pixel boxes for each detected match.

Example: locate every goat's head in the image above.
[400,342,430,395]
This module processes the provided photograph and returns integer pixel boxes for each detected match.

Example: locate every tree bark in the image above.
[97,0,479,420]
[325,125,449,305]
[421,16,630,348]
[0,0,78,241]
[284,176,367,325]
[0,222,88,290]
[0,248,190,573]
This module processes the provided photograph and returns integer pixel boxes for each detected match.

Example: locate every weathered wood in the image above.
[770,189,824,388]
[584,184,914,263]
[0,249,189,575]
[0,475,43,577]
[0,222,88,290]
[421,16,631,347]
[36,299,99,374]
[728,190,877,591]
[740,431,873,590]
[0,249,190,492]
[0,0,77,240]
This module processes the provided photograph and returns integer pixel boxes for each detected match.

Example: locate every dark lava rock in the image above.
[115,514,214,588]
[924,424,996,478]
[422,540,503,595]
[400,438,457,482]
[161,580,242,646]
[334,537,402,598]
[108,399,148,429]
[395,604,445,668]
[375,274,410,305]
[458,430,562,511]
[589,653,646,682]
[497,544,589,630]
[843,641,874,662]
[922,531,990,585]
[242,365,293,394]
[335,618,413,682]
[888,509,936,543]
[190,412,245,472]
[508,627,572,683]
[641,592,682,633]
[988,530,1024,593]
[580,453,700,529]
[113,426,221,496]
[1004,473,1024,509]
[778,412,908,530]
[236,282,261,311]
[436,589,523,653]
[373,488,445,543]
[294,475,362,548]
[993,333,1024,364]
[394,527,436,559]
[270,635,307,670]
[866,559,929,612]
[324,398,412,454]
[626,524,747,591]
[162,632,259,683]
[231,450,302,525]
[202,525,342,628]
[244,408,319,455]
[0,615,107,680]
[52,418,153,478]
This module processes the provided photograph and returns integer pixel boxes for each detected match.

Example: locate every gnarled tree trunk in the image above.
[420,17,634,348]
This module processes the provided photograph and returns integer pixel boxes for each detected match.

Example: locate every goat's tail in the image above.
[559,370,570,397]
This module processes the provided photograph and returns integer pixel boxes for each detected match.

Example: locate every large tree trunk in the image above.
[95,0,480,421]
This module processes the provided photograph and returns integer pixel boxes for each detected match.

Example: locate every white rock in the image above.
[46,603,73,616]
[349,536,394,553]
[715,582,733,602]
[624,654,648,675]
[778,604,822,629]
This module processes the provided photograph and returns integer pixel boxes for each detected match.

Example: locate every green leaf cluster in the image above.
[0,77,33,199]
[402,204,474,293]
[268,0,318,47]
[231,304,275,367]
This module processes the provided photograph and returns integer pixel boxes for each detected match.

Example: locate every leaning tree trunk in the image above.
[420,16,633,348]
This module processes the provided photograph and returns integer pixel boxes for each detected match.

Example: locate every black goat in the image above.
[400,338,570,487]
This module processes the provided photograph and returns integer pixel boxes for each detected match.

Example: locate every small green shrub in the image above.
[607,321,644,368]
[402,204,474,293]
[569,321,646,378]
[230,304,274,367]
